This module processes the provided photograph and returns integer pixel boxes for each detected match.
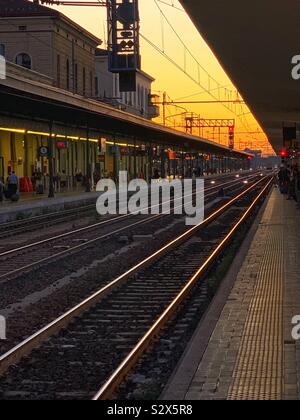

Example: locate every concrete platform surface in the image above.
[0,191,100,222]
[163,189,300,400]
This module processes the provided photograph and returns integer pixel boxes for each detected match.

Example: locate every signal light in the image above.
[279,147,289,158]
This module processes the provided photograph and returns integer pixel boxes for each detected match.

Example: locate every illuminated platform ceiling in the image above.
[180,0,300,152]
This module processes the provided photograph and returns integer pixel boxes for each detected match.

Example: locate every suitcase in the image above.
[36,184,44,195]
[10,193,20,202]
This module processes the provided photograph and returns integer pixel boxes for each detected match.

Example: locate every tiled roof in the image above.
[0,0,102,45]
[0,0,60,17]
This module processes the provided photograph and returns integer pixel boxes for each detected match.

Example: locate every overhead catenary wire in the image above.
[150,0,256,135]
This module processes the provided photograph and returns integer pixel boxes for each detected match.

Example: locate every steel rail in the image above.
[0,173,257,258]
[0,173,245,233]
[0,174,260,281]
[93,177,273,400]
[0,203,95,233]
[0,175,271,376]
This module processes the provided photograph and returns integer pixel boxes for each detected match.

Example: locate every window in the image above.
[83,67,86,95]
[66,59,70,90]
[95,77,99,97]
[137,85,141,107]
[57,55,61,87]
[0,44,5,58]
[15,53,31,69]
[90,71,93,96]
[74,63,78,93]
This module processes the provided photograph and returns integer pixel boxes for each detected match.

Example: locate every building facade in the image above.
[0,1,247,193]
[0,0,101,96]
[95,49,160,120]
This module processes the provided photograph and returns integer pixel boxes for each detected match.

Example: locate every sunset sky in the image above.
[48,0,273,155]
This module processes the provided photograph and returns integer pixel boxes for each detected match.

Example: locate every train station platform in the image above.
[163,188,300,400]
[0,190,100,223]
[0,171,251,223]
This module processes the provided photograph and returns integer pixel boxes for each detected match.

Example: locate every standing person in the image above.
[287,166,297,201]
[295,166,300,207]
[7,171,19,198]
[75,169,83,190]
[153,168,160,180]
[60,170,67,191]
[278,165,289,194]
[93,170,101,186]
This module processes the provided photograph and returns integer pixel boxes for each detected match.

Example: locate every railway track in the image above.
[0,173,260,281]
[0,203,96,238]
[0,173,248,238]
[0,175,273,400]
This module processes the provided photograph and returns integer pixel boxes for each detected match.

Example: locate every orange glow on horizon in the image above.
[43,0,274,156]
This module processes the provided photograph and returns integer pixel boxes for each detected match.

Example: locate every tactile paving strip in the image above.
[228,201,284,400]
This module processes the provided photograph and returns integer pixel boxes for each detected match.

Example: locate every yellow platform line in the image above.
[228,195,284,400]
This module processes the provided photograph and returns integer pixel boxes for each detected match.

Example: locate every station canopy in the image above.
[180,0,300,153]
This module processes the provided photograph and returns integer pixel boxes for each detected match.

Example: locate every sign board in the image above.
[56,141,69,149]
[120,147,130,156]
[109,145,118,155]
[98,154,105,163]
[38,146,49,157]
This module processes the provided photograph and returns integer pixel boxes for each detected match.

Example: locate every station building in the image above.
[95,49,160,120]
[0,0,250,193]
[0,0,100,96]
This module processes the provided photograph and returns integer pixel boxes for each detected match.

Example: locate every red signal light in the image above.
[280,147,289,158]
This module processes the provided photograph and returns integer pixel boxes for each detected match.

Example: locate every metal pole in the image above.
[24,133,28,177]
[134,138,137,178]
[149,142,153,181]
[161,146,165,179]
[48,121,55,198]
[163,92,167,126]
[86,125,91,192]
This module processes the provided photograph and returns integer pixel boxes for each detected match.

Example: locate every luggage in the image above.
[4,190,11,199]
[279,182,288,194]
[36,184,44,195]
[4,190,20,201]
[10,193,20,202]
